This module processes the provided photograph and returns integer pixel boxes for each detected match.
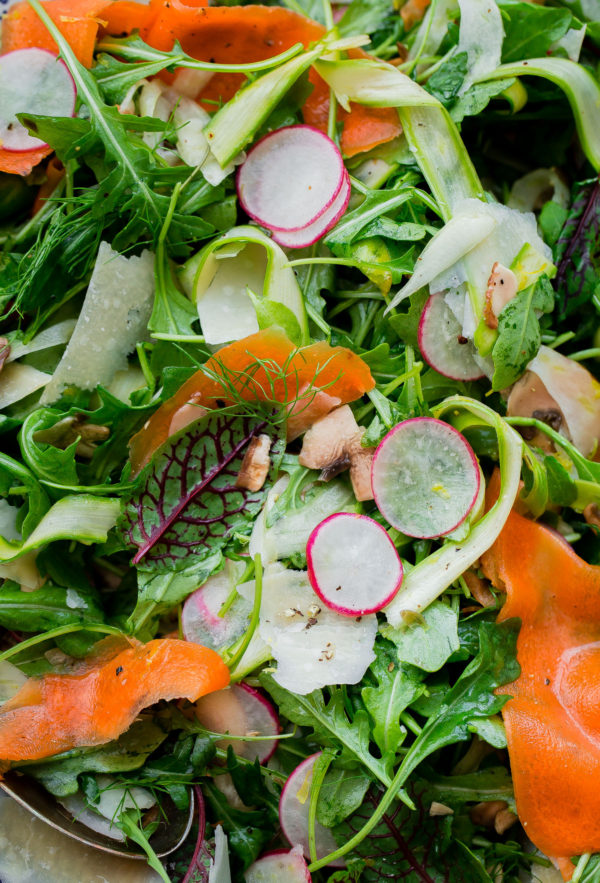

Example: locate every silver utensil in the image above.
[0,771,194,858]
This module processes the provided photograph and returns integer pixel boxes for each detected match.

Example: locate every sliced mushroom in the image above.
[33,414,110,459]
[286,386,342,442]
[508,346,600,458]
[299,405,374,501]
[236,434,271,492]
[483,262,518,330]
[470,800,510,829]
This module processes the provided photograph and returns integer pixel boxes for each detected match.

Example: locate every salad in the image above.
[0,0,599,880]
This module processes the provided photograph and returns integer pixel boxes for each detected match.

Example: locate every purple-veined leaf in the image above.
[120,413,273,569]
[555,178,600,319]
[333,787,492,882]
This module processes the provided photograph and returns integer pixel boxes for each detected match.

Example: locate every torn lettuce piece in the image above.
[179,226,308,346]
[41,243,155,404]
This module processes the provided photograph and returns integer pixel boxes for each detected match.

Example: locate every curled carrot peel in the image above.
[129,328,375,476]
[1,0,111,67]
[482,474,600,879]
[0,638,229,766]
[32,157,65,214]
[100,2,402,158]
[0,146,52,177]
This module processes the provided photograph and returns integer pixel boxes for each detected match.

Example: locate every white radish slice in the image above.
[244,845,311,882]
[0,49,76,152]
[237,125,345,232]
[372,418,481,539]
[306,513,403,616]
[182,561,251,651]
[418,292,484,381]
[271,172,351,249]
[194,683,280,764]
[279,753,344,867]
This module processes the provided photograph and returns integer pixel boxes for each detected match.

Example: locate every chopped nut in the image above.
[236,434,271,492]
[483,262,518,329]
[494,808,518,835]
[584,504,600,529]
[463,570,496,607]
[429,802,454,817]
[0,338,10,373]
[307,603,321,617]
[470,800,509,829]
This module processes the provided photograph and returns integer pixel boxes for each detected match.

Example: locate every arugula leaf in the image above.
[120,413,274,570]
[498,0,572,63]
[128,552,222,636]
[317,766,371,828]
[361,640,425,771]
[397,620,520,785]
[260,674,393,788]
[491,275,555,391]
[337,0,394,37]
[426,53,468,105]
[325,187,416,249]
[19,408,81,489]
[0,581,103,633]
[450,78,516,123]
[203,780,269,870]
[381,601,460,672]
[0,452,50,538]
[426,767,514,807]
[25,719,167,796]
[388,290,428,349]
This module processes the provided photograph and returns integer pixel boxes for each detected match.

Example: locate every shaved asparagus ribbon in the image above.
[384,397,522,623]
[477,57,600,173]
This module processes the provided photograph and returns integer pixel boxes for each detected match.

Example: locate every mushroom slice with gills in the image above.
[236,434,272,492]
[483,262,518,330]
[508,345,600,457]
[286,386,341,442]
[298,405,374,501]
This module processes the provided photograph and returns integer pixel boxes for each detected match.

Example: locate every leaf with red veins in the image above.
[120,413,275,570]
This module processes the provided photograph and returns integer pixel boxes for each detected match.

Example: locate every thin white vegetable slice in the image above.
[272,172,351,249]
[209,825,232,883]
[372,417,480,539]
[418,292,484,381]
[237,125,345,232]
[456,0,503,93]
[306,513,403,616]
[194,683,280,763]
[0,363,50,410]
[244,846,311,882]
[0,49,76,152]
[279,753,344,867]
[182,560,251,651]
[237,565,377,694]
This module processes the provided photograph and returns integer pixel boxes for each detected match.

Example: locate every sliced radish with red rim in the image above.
[244,845,311,882]
[237,125,345,232]
[279,753,344,867]
[194,682,280,764]
[372,418,481,539]
[306,513,403,616]
[272,171,351,249]
[182,563,251,651]
[418,292,484,382]
[0,49,76,152]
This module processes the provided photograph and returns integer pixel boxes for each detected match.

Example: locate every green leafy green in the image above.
[316,766,371,828]
[491,275,555,390]
[381,601,460,672]
[498,0,573,63]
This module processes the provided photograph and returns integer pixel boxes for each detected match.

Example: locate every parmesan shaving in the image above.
[0,362,50,410]
[41,242,154,404]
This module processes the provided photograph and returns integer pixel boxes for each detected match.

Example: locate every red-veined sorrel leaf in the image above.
[120,413,271,569]
[334,787,491,882]
[555,178,600,319]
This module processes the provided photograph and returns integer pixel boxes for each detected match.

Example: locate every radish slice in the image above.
[244,845,311,882]
[194,683,280,764]
[372,418,481,539]
[182,561,252,651]
[306,514,403,616]
[418,292,484,381]
[237,125,345,232]
[271,172,351,249]
[279,754,344,867]
[0,49,76,152]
